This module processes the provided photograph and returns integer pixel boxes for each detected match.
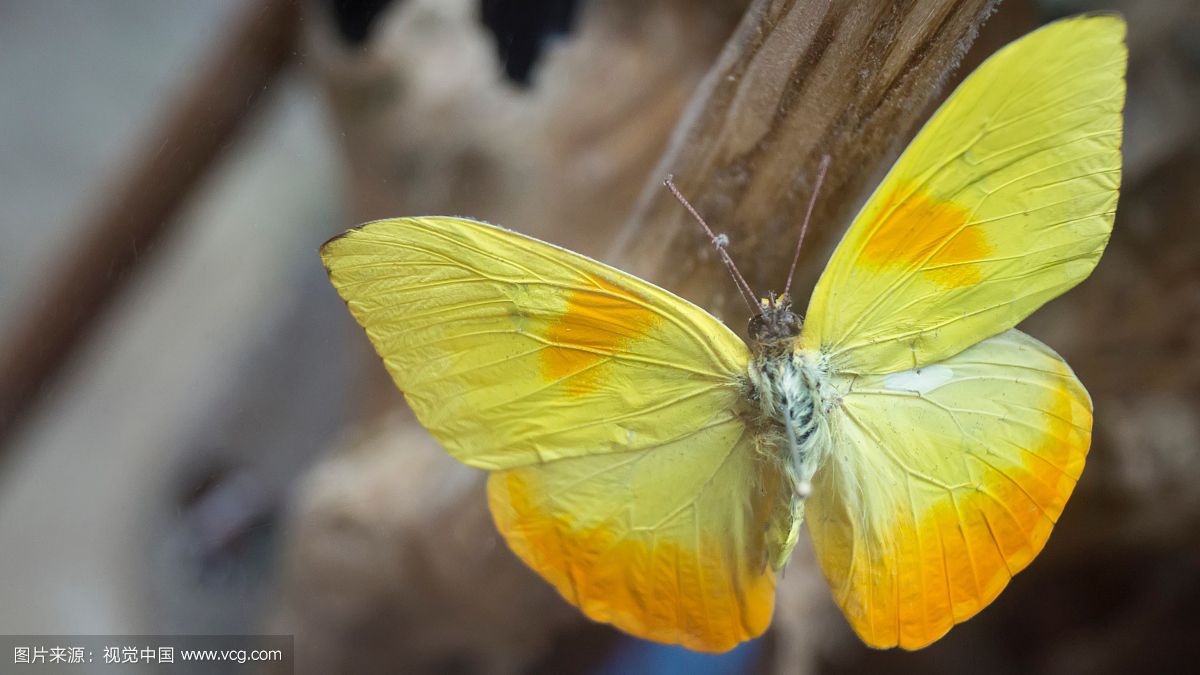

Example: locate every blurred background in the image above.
[0,1,1196,673]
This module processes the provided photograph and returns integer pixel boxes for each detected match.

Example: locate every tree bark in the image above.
[615,0,999,325]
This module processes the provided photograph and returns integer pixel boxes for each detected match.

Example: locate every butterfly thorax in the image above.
[746,294,834,501]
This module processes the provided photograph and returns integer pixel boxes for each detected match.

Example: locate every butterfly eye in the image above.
[748,314,768,343]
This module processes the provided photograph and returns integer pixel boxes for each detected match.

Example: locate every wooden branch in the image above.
[0,0,300,446]
[615,0,999,325]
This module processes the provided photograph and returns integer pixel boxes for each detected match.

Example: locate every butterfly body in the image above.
[745,295,834,506]
[322,15,1126,653]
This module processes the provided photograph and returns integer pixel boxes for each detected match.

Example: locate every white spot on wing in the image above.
[883,364,954,394]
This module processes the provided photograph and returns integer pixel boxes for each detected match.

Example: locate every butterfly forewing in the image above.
[321,216,751,470]
[803,15,1126,375]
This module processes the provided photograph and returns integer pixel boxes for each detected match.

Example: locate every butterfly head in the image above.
[748,292,801,351]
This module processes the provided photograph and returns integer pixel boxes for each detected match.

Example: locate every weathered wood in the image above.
[616,0,999,326]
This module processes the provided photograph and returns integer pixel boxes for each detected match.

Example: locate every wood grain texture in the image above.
[615,0,999,327]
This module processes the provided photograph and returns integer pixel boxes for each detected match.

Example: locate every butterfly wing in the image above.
[489,422,784,652]
[807,329,1091,649]
[802,15,1126,375]
[322,216,785,651]
[321,216,750,470]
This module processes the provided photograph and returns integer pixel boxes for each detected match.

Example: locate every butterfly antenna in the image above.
[663,175,762,316]
[784,154,832,298]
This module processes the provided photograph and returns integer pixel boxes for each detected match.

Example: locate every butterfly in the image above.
[320,15,1125,652]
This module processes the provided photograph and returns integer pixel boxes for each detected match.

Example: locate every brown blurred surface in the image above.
[0,0,342,639]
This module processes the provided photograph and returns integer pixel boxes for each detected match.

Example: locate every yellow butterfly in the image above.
[321,15,1125,652]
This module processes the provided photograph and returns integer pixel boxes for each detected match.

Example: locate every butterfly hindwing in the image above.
[807,329,1091,649]
[489,421,784,652]
[803,15,1126,375]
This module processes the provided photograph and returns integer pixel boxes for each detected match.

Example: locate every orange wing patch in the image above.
[488,468,775,653]
[540,275,660,394]
[858,184,990,289]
